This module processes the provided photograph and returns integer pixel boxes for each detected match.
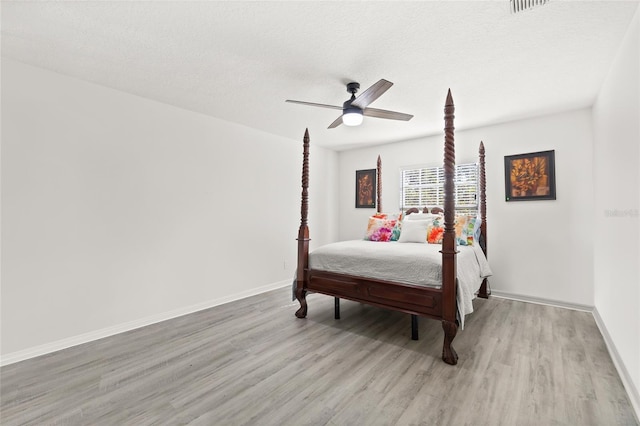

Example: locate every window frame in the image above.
[399,162,479,215]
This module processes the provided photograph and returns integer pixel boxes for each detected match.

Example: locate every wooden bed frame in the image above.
[294,90,489,365]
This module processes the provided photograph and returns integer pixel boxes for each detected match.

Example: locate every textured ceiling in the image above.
[2,1,638,150]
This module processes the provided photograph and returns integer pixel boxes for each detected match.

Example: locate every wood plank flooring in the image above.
[1,287,637,425]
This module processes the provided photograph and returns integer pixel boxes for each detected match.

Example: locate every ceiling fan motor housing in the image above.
[343,94,363,119]
[344,82,361,112]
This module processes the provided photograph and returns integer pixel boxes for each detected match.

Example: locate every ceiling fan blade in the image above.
[328,115,343,129]
[363,107,413,121]
[285,100,342,110]
[351,79,393,109]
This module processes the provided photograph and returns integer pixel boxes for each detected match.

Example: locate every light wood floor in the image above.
[1,287,637,425]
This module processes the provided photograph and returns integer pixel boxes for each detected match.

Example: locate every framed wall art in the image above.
[355,169,376,208]
[504,150,556,201]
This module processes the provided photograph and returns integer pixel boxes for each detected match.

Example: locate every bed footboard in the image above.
[308,270,443,319]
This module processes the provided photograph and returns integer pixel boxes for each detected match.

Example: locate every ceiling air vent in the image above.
[510,0,549,14]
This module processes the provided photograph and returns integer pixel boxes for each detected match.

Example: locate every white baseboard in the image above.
[0,279,291,367]
[490,290,593,312]
[592,308,640,424]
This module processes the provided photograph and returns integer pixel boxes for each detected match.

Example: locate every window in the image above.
[400,162,479,215]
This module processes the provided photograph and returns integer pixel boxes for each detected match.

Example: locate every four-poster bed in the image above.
[294,90,490,365]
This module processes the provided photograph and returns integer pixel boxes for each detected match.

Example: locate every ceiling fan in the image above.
[286,79,413,129]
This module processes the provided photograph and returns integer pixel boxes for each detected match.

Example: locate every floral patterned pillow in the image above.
[455,215,478,246]
[389,212,403,241]
[365,216,399,242]
[426,215,445,244]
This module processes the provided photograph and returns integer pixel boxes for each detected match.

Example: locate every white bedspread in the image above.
[308,240,492,328]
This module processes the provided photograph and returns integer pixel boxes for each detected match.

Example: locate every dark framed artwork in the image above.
[504,150,556,201]
[355,169,376,208]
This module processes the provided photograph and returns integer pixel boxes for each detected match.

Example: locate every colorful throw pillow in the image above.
[454,215,478,246]
[365,216,398,242]
[426,215,445,244]
[390,216,402,241]
[365,212,404,241]
[474,217,482,241]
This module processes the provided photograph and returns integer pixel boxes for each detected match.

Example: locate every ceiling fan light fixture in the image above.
[342,108,363,126]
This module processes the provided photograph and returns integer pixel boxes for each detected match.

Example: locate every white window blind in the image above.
[400,162,479,215]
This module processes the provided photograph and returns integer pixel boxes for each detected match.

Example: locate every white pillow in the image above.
[398,220,429,243]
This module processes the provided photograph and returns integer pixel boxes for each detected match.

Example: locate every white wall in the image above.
[338,107,594,307]
[592,5,640,413]
[1,59,338,359]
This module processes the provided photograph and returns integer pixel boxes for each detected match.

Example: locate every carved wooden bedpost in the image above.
[441,89,459,365]
[478,141,490,299]
[376,155,382,213]
[295,129,310,318]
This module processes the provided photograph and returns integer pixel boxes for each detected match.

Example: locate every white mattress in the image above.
[308,240,492,328]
